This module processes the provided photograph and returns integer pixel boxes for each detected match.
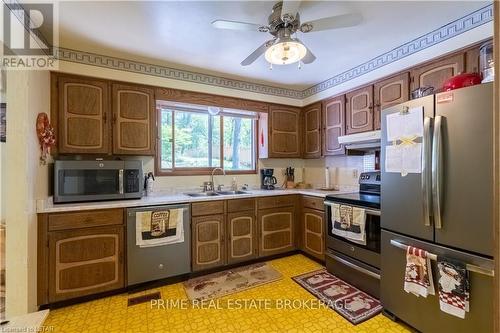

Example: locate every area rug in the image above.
[184,262,282,300]
[292,269,382,325]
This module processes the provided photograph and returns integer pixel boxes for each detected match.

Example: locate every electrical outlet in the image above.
[352,169,359,179]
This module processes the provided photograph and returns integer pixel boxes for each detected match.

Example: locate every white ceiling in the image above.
[57,1,490,90]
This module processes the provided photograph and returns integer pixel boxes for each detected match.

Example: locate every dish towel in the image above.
[331,203,366,245]
[135,208,184,248]
[437,257,469,319]
[403,246,435,297]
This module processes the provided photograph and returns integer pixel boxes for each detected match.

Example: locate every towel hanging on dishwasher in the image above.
[135,208,184,248]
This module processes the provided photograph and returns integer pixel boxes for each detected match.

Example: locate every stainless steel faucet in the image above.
[211,167,226,191]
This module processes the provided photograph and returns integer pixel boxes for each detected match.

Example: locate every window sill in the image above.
[155,169,257,176]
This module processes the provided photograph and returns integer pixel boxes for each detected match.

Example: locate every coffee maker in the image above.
[260,169,277,190]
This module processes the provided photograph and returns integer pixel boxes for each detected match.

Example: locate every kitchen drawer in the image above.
[191,200,225,216]
[227,198,256,213]
[48,209,124,231]
[302,196,324,211]
[257,195,296,210]
[326,250,380,298]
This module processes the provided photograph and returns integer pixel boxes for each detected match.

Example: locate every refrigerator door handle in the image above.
[432,116,443,229]
[422,117,432,227]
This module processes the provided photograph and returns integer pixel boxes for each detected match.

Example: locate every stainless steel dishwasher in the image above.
[127,204,191,286]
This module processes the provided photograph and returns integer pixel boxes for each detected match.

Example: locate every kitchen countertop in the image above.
[37,187,358,213]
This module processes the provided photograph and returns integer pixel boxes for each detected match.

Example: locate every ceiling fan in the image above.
[211,1,362,67]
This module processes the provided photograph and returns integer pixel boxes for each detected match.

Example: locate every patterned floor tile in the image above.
[43,254,411,333]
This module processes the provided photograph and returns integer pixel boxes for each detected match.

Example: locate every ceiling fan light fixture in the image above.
[264,37,307,65]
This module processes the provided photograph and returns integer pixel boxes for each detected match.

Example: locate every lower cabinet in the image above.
[257,206,295,257]
[227,210,257,264]
[191,214,225,272]
[48,226,124,302]
[302,208,325,260]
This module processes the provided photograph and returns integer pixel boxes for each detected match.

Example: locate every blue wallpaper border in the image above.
[302,3,494,98]
[50,3,494,100]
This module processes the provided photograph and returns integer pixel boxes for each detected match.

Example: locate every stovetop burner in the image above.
[325,171,381,209]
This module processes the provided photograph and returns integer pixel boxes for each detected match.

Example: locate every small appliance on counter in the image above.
[260,168,277,190]
[53,159,143,203]
[144,172,155,196]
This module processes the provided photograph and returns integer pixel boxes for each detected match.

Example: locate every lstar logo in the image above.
[2,2,58,70]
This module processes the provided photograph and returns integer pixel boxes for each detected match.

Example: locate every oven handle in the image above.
[326,251,381,280]
[324,201,380,216]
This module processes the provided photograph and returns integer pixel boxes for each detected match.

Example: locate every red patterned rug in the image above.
[292,269,382,325]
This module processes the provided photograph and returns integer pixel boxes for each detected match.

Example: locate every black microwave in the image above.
[54,160,143,203]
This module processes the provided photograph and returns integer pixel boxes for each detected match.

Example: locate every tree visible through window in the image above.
[157,102,256,174]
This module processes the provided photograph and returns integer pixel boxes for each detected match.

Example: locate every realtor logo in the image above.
[2,2,58,69]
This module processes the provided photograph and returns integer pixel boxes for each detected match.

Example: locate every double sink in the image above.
[185,190,248,197]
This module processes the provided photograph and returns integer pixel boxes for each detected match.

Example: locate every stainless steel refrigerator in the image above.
[380,83,495,333]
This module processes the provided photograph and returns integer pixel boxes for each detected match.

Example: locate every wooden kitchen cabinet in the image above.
[268,105,301,157]
[48,225,124,303]
[192,214,225,272]
[257,206,295,257]
[57,75,111,154]
[112,83,156,155]
[322,95,346,156]
[374,73,410,130]
[38,209,125,305]
[227,210,257,264]
[346,86,374,134]
[303,103,322,158]
[301,208,324,261]
[410,53,465,92]
[465,45,481,74]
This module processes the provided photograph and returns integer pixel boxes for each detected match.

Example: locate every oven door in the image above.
[54,160,126,203]
[324,201,381,268]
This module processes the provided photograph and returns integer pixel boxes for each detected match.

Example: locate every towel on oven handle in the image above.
[331,203,367,246]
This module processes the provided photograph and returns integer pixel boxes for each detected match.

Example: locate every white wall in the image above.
[4,70,50,317]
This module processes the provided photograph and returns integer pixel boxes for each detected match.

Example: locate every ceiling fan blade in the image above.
[281,0,302,21]
[300,13,362,33]
[241,40,274,66]
[296,39,316,64]
[212,20,268,32]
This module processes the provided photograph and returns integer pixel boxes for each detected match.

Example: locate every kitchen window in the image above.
[156,101,257,175]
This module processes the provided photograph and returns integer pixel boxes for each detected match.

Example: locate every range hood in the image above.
[338,130,381,150]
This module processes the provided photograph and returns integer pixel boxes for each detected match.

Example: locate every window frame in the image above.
[154,105,259,176]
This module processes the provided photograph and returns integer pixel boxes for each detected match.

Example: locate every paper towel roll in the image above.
[325,167,330,188]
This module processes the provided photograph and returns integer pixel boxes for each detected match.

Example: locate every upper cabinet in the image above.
[346,85,374,134]
[303,103,322,159]
[53,74,156,156]
[374,73,410,130]
[322,95,345,156]
[410,53,465,92]
[112,84,156,155]
[465,45,481,74]
[57,76,111,154]
[268,105,301,158]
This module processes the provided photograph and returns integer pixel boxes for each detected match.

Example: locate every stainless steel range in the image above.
[324,171,381,298]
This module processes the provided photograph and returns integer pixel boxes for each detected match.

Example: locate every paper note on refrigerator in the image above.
[385,143,422,176]
[384,106,424,176]
[386,106,424,141]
